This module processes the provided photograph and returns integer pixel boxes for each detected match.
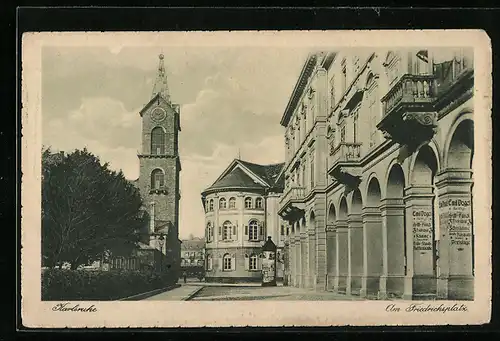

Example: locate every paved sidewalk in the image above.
[190,286,365,301]
[144,284,202,301]
[187,282,268,287]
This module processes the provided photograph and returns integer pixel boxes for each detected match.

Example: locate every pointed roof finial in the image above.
[238,148,241,160]
[152,52,170,102]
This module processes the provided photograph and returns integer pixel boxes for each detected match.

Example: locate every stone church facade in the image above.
[279,48,474,300]
[135,54,182,276]
[201,159,287,283]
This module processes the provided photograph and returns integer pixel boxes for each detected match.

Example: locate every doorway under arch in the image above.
[337,196,349,293]
[362,177,383,297]
[300,216,308,288]
[308,211,317,289]
[349,189,364,295]
[383,163,407,298]
[326,203,337,290]
[408,144,439,299]
[439,118,474,299]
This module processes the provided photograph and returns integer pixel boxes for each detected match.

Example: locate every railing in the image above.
[280,186,305,205]
[330,142,362,167]
[381,74,437,117]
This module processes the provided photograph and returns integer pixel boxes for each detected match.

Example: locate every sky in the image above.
[42,45,311,239]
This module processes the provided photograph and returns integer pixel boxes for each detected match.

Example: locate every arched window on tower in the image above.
[255,197,263,209]
[222,220,232,240]
[206,222,213,242]
[151,169,165,189]
[219,197,227,209]
[209,199,214,212]
[249,254,258,270]
[151,127,166,155]
[229,197,236,209]
[245,197,253,209]
[223,253,233,271]
[248,220,259,241]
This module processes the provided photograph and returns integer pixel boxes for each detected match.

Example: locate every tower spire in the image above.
[151,53,171,102]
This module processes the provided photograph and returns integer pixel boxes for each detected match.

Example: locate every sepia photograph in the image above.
[21,30,492,327]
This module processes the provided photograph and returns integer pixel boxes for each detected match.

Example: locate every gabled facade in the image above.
[201,159,287,283]
[181,238,206,268]
[280,48,474,300]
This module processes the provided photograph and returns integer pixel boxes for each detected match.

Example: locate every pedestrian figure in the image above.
[183,271,187,283]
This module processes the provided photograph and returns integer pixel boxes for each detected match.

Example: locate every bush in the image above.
[42,269,177,301]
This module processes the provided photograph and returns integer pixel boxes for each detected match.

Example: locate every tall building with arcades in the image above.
[279,48,474,300]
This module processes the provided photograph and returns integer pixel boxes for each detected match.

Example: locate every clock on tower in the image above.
[136,53,182,278]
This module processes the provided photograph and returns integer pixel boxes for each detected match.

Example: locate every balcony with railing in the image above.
[327,142,362,187]
[378,74,438,149]
[278,186,306,222]
[382,74,436,118]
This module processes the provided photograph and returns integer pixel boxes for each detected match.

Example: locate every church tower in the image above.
[137,53,181,274]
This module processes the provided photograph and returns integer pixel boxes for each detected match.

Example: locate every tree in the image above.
[42,147,146,269]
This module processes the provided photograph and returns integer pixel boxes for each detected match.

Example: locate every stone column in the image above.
[435,170,474,300]
[361,206,383,298]
[288,235,295,287]
[336,219,349,294]
[379,198,406,299]
[326,224,337,291]
[283,239,290,286]
[301,231,309,288]
[295,232,302,288]
[308,230,316,289]
[404,185,436,300]
[315,227,327,291]
[347,213,363,296]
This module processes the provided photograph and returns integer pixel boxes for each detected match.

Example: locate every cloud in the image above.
[42,46,308,239]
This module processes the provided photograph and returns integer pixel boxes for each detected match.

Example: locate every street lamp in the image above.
[158,234,165,273]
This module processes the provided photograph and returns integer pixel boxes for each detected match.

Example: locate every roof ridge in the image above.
[238,159,285,167]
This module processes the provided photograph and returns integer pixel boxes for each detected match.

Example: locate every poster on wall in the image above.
[261,237,277,286]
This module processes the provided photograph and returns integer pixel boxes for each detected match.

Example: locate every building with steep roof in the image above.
[201,159,288,283]
[180,238,205,268]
